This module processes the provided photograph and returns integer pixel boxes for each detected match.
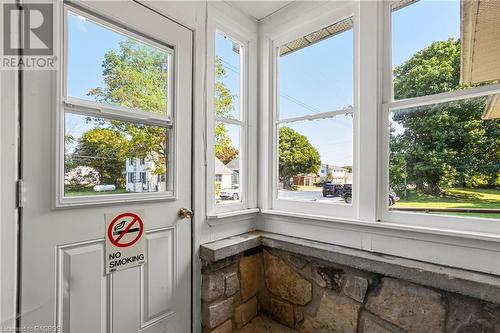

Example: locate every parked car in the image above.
[322,182,343,197]
[342,185,400,205]
[219,186,240,201]
[342,184,353,203]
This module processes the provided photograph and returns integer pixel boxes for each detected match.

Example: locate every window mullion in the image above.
[63,100,172,128]
[385,82,500,111]
[215,116,244,126]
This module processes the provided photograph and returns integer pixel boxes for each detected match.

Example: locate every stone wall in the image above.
[202,248,263,332]
[201,246,500,333]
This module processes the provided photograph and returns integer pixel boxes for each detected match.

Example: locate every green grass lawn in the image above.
[65,187,128,196]
[393,187,500,219]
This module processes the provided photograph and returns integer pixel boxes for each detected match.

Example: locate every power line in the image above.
[280,92,321,114]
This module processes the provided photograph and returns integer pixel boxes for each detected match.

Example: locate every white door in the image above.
[20,2,192,332]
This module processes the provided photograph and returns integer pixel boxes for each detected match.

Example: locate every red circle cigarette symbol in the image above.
[108,212,144,248]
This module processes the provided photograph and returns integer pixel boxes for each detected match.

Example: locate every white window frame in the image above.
[56,3,177,207]
[379,0,500,234]
[206,8,258,217]
[268,2,362,220]
[258,0,499,275]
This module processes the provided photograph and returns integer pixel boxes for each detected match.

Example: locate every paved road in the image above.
[278,190,346,203]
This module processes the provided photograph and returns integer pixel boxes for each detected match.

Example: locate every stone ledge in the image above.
[200,231,500,304]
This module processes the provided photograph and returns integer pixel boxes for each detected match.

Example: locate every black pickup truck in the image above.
[322,182,343,197]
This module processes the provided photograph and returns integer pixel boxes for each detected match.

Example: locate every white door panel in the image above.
[20,2,192,332]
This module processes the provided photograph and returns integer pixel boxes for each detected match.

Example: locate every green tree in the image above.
[391,39,500,193]
[88,39,168,176]
[88,40,168,113]
[279,127,321,190]
[73,128,128,186]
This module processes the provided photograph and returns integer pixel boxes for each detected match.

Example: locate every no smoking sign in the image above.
[105,210,146,274]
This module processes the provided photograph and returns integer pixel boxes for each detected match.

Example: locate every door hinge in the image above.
[16,179,25,208]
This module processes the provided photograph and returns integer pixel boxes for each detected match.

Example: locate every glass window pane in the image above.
[278,116,354,203]
[215,31,242,120]
[215,122,241,204]
[279,18,353,120]
[67,11,170,115]
[392,0,500,100]
[389,96,500,219]
[64,113,168,196]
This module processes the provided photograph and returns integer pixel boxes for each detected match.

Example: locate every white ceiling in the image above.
[225,1,294,20]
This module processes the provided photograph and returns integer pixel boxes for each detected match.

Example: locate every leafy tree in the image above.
[279,127,321,190]
[394,38,461,100]
[65,166,100,188]
[342,166,353,173]
[88,40,168,113]
[88,39,168,177]
[73,128,128,186]
[391,39,500,193]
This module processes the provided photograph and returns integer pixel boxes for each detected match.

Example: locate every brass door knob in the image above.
[178,208,193,219]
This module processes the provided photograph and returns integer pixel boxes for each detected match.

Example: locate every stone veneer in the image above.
[201,245,500,333]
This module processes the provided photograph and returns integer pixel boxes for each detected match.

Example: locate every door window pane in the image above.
[392,0,500,100]
[215,31,242,120]
[215,122,241,204]
[389,96,500,219]
[278,116,353,203]
[64,113,169,196]
[67,11,170,115]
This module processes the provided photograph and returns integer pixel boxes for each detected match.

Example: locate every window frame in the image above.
[379,0,500,234]
[259,0,499,276]
[269,3,361,220]
[56,3,177,207]
[206,10,258,217]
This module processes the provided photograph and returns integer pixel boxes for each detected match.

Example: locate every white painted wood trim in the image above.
[0,65,19,332]
[206,208,260,225]
[258,212,500,275]
[205,2,259,217]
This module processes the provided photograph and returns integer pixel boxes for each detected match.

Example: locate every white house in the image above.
[215,157,233,190]
[125,157,166,192]
[319,164,352,184]
[225,156,240,186]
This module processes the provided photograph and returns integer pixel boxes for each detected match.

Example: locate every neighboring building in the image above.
[292,174,319,187]
[215,157,233,190]
[125,157,166,192]
[319,164,352,184]
[225,156,240,186]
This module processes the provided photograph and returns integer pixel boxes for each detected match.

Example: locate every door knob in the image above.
[178,208,193,219]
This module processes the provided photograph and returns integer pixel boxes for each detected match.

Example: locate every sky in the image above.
[66,0,461,170]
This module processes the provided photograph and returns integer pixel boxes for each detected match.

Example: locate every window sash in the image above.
[58,3,176,206]
[207,22,253,216]
[380,0,500,232]
[270,13,358,220]
[63,5,174,124]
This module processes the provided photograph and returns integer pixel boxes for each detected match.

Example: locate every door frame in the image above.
[0,1,202,331]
